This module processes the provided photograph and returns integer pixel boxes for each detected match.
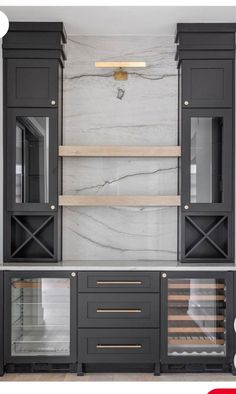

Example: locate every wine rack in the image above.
[167,278,226,356]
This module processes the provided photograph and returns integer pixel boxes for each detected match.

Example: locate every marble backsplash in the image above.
[62,35,178,260]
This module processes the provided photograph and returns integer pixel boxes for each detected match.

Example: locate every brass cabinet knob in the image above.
[184,101,189,106]
[162,273,167,278]
[71,272,76,277]
[184,205,189,210]
[50,205,56,210]
[51,100,56,105]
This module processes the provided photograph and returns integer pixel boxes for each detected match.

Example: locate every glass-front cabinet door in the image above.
[4,272,76,363]
[7,108,58,212]
[182,109,233,212]
[161,272,233,363]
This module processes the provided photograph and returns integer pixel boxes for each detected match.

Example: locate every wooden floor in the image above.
[0,373,236,381]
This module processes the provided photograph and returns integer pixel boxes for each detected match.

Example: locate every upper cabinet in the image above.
[3,22,67,262]
[182,59,233,108]
[176,24,236,263]
[7,59,59,108]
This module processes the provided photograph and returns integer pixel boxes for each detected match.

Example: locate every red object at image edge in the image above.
[209,390,236,394]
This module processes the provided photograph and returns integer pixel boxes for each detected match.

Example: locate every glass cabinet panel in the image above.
[11,277,70,356]
[190,117,222,204]
[167,278,226,356]
[15,116,49,204]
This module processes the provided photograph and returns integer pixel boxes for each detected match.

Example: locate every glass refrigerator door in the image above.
[167,278,226,356]
[11,277,70,356]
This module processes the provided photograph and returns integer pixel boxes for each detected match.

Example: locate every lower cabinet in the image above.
[77,271,160,375]
[3,271,77,372]
[160,271,234,372]
[0,269,235,375]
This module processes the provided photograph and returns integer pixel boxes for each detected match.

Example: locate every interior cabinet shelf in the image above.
[168,283,225,289]
[59,195,181,206]
[168,327,225,333]
[59,145,181,157]
[168,295,225,301]
[12,281,69,289]
[168,315,225,321]
[168,338,225,346]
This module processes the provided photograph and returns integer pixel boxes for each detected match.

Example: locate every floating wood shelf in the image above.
[59,145,181,157]
[168,315,225,321]
[59,195,181,207]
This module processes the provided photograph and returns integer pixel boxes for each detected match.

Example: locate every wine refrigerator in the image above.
[160,271,233,368]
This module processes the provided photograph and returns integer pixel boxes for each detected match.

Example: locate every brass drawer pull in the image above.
[96,280,143,285]
[96,308,142,313]
[96,344,142,349]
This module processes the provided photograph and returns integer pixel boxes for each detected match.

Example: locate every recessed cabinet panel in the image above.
[182,109,232,212]
[182,60,232,108]
[7,59,58,107]
[7,108,58,212]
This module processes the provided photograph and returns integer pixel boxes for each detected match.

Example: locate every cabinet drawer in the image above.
[78,271,159,293]
[78,293,159,328]
[78,328,159,363]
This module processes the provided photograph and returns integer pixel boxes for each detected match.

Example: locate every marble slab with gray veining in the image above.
[62,206,177,260]
[63,35,178,146]
[63,157,177,195]
[63,35,178,261]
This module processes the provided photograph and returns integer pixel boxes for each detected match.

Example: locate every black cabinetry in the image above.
[3,22,66,262]
[176,24,235,263]
[0,272,3,376]
[182,59,233,108]
[160,271,233,372]
[77,271,160,375]
[3,271,76,372]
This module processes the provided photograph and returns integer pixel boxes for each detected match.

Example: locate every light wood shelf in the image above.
[12,281,69,289]
[59,195,181,207]
[168,338,225,346]
[168,315,225,321]
[168,295,225,301]
[59,145,181,157]
[168,327,225,333]
[168,283,225,289]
